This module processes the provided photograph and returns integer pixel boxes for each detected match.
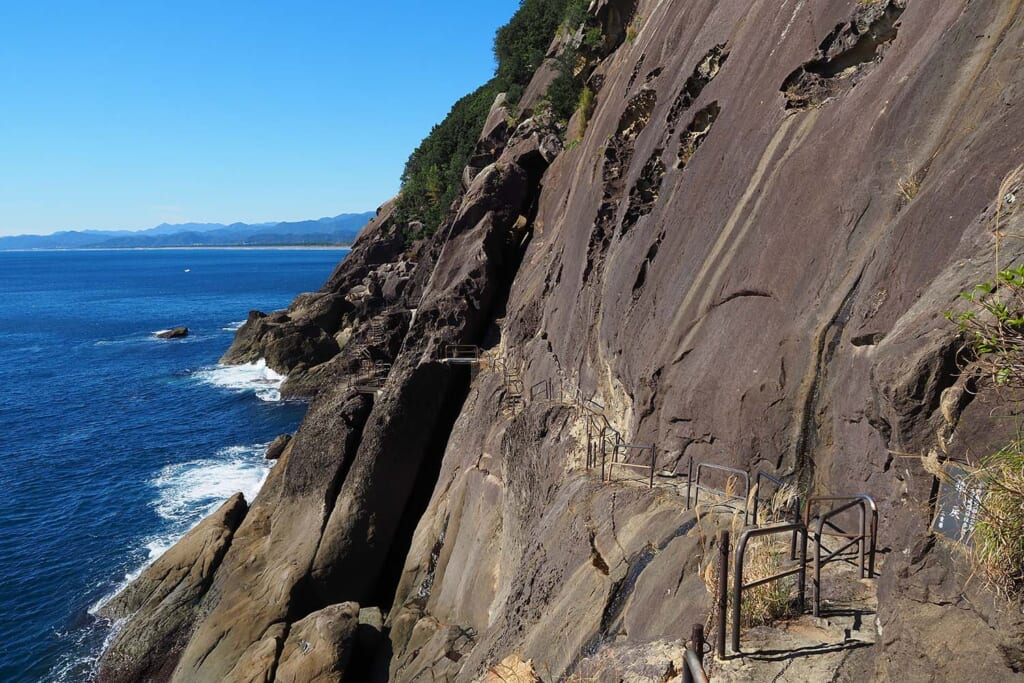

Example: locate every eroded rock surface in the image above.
[97,494,247,683]
[104,0,1024,681]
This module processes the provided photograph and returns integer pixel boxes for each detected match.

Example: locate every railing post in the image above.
[686,455,693,510]
[797,525,808,613]
[868,508,878,579]
[813,516,824,617]
[717,529,729,659]
[600,429,607,482]
[731,531,745,655]
[585,417,592,470]
[649,445,656,489]
[684,623,705,683]
[858,502,866,579]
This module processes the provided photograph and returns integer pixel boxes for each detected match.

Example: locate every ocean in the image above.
[0,248,349,682]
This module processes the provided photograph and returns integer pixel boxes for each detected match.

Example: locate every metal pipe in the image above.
[649,445,656,489]
[600,427,607,482]
[732,523,807,652]
[731,530,745,654]
[716,529,729,659]
[683,648,709,683]
[813,514,825,616]
[797,525,808,612]
[686,455,693,510]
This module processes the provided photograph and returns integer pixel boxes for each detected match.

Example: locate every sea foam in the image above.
[77,444,273,681]
[89,445,271,608]
[193,359,286,401]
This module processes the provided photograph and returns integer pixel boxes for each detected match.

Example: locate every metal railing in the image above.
[804,494,878,616]
[442,344,481,362]
[682,623,711,683]
[353,361,391,393]
[367,317,386,346]
[607,442,657,489]
[692,463,751,525]
[729,523,808,654]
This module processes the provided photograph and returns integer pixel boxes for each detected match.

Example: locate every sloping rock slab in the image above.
[97,493,247,683]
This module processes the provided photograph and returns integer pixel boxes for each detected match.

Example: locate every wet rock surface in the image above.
[155,327,189,339]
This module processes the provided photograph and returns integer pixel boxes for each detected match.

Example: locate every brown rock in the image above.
[155,327,188,339]
[97,493,247,683]
[165,391,372,682]
[265,434,292,461]
[275,603,359,683]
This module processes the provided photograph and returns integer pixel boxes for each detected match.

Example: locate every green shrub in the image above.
[396,0,585,237]
[576,85,596,139]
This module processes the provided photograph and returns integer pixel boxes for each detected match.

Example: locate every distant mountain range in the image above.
[0,212,376,250]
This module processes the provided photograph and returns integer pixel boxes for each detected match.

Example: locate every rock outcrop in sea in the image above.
[101,0,1024,680]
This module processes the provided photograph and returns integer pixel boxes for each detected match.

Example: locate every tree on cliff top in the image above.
[395,0,576,238]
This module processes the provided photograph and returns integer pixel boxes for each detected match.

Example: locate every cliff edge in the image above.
[101,0,1024,681]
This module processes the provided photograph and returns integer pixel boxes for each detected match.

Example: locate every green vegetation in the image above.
[395,0,593,238]
[626,15,643,43]
[395,81,503,237]
[546,45,583,125]
[945,165,1024,598]
[970,443,1024,596]
[575,85,596,141]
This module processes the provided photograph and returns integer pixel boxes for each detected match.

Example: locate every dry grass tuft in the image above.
[698,480,798,637]
[968,443,1024,597]
[897,175,920,202]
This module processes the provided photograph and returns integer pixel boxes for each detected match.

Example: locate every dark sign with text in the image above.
[932,464,984,545]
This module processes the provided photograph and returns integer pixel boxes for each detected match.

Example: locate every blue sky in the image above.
[0,1,519,235]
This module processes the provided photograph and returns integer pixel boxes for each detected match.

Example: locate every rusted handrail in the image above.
[804,494,878,576]
[694,463,751,525]
[682,623,710,683]
[804,494,878,616]
[529,378,552,402]
[730,522,808,654]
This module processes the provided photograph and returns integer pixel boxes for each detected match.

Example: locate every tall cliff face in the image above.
[101,0,1024,681]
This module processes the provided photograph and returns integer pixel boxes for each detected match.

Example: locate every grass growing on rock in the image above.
[698,479,801,634]
[970,443,1024,596]
[945,164,1024,599]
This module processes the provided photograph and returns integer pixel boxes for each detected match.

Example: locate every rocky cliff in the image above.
[100,0,1024,681]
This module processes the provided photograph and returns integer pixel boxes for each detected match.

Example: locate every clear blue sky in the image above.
[0,1,519,235]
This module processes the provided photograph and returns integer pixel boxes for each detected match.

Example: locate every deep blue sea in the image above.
[0,248,348,682]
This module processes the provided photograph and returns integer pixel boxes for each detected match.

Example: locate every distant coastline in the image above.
[0,245,353,252]
[0,211,373,251]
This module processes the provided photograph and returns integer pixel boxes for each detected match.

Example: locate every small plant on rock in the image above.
[944,164,1024,599]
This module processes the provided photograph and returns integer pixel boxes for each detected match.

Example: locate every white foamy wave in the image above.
[193,359,286,401]
[152,444,271,529]
[222,320,246,331]
[74,444,274,682]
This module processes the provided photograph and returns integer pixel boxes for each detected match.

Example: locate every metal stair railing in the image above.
[804,494,878,616]
[727,523,809,654]
[367,317,386,346]
[682,623,711,683]
[691,463,751,525]
[607,442,658,489]
[353,361,391,394]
